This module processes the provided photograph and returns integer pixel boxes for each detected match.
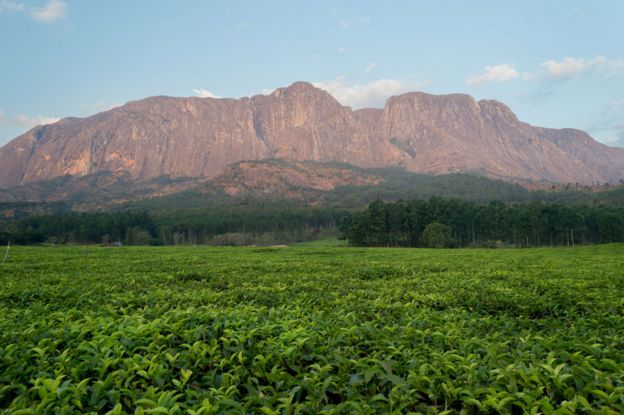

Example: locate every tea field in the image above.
[1,244,623,414]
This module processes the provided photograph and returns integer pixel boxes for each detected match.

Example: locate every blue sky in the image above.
[1,0,623,146]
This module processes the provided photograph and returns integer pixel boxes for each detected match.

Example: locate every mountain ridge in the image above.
[1,81,623,188]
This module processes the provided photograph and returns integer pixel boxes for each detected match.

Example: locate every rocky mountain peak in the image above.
[268,81,332,101]
[478,99,519,123]
[0,82,622,188]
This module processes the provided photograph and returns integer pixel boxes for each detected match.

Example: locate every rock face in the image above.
[1,81,623,187]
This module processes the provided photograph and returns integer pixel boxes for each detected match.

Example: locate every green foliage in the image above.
[130,167,624,210]
[422,222,453,248]
[342,197,624,247]
[0,203,349,246]
[1,244,623,413]
[0,210,158,245]
[153,202,346,246]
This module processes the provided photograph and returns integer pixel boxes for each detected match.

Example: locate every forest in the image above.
[0,205,345,246]
[340,198,624,247]
[2,196,624,247]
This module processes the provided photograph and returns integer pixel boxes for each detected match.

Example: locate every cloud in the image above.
[364,62,378,74]
[609,99,624,108]
[29,0,66,21]
[329,9,370,29]
[236,21,248,31]
[93,101,122,112]
[541,56,624,79]
[313,76,430,108]
[585,99,624,145]
[0,0,24,12]
[541,56,602,79]
[605,126,624,147]
[337,46,346,53]
[466,64,530,86]
[0,0,66,22]
[605,104,624,146]
[192,88,221,99]
[15,114,60,127]
[0,109,59,129]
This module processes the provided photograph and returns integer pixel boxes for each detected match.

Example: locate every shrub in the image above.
[422,221,454,248]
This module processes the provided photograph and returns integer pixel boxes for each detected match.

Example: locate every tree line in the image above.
[0,205,347,246]
[3,197,624,247]
[155,205,346,245]
[0,211,159,245]
[340,198,624,247]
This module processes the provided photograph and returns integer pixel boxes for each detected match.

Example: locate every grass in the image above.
[0,244,623,413]
[293,237,348,247]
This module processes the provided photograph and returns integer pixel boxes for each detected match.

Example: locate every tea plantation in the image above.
[1,244,623,414]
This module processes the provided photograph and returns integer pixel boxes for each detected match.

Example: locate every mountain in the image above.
[0,160,382,208]
[1,81,623,188]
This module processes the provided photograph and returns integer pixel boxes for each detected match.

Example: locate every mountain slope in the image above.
[1,81,623,187]
[2,160,624,214]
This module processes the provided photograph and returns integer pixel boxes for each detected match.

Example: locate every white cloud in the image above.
[609,99,624,108]
[0,0,66,22]
[587,99,624,145]
[605,124,624,147]
[15,114,60,127]
[93,101,122,112]
[541,57,599,79]
[606,61,624,77]
[0,109,59,128]
[0,0,24,12]
[29,0,66,22]
[313,76,430,108]
[192,88,221,99]
[337,46,346,53]
[541,56,624,79]
[466,64,530,86]
[365,62,378,74]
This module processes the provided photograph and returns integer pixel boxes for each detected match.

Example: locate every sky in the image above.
[0,0,623,146]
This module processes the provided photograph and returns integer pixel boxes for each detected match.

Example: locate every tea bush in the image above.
[1,244,623,413]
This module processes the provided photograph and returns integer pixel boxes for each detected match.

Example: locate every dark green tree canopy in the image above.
[422,222,454,248]
[341,197,624,247]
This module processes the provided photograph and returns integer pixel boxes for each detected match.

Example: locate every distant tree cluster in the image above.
[155,205,345,245]
[340,198,624,247]
[0,205,348,246]
[0,211,158,245]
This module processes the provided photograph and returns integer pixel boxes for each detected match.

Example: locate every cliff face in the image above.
[1,81,623,187]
